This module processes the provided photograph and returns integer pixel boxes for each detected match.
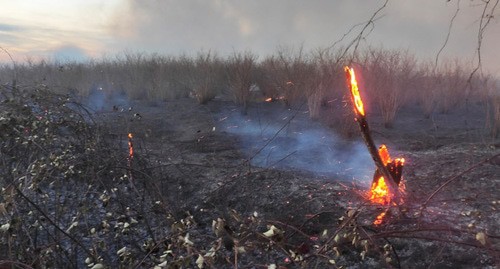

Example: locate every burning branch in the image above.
[344,66,401,203]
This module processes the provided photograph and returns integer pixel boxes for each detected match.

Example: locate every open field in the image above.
[0,49,499,268]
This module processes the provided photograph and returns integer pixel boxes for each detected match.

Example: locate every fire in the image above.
[344,66,365,116]
[369,145,405,206]
[379,144,391,164]
[373,212,386,226]
[370,177,392,205]
[128,133,134,159]
[127,132,134,180]
[265,97,273,102]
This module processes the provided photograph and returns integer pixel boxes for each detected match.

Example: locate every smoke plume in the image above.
[216,102,374,184]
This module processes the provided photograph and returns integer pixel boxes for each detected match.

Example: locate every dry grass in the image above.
[0,47,497,136]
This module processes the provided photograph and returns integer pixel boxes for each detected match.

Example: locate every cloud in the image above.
[52,45,89,62]
[0,23,24,32]
[1,0,498,73]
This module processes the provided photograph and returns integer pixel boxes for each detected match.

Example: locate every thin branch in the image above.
[342,0,389,64]
[0,46,18,86]
[467,0,499,86]
[435,0,461,69]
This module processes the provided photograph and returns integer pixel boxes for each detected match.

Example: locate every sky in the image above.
[0,0,499,74]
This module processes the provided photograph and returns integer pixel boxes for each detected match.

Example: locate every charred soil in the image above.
[1,87,499,268]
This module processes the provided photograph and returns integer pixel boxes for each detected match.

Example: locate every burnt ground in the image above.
[95,96,499,268]
[1,88,499,269]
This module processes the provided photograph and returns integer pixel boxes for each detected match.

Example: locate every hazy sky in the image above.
[1,0,499,74]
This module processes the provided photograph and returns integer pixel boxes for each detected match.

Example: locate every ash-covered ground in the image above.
[1,88,498,268]
[97,94,499,268]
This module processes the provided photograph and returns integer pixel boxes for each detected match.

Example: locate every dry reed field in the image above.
[0,47,499,268]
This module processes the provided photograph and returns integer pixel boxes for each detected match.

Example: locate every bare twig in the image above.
[435,0,461,68]
[340,0,389,64]
[0,46,17,85]
[465,0,499,92]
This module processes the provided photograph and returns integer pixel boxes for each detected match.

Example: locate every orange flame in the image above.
[128,133,134,159]
[370,177,392,205]
[265,97,273,102]
[373,212,386,226]
[368,145,406,206]
[379,144,391,164]
[344,66,365,116]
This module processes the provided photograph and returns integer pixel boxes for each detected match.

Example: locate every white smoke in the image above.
[216,103,374,183]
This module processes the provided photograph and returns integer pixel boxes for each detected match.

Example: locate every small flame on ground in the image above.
[344,66,365,116]
[373,212,386,226]
[128,133,134,159]
[265,97,273,102]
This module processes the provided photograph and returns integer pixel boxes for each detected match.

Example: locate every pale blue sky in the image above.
[0,0,499,74]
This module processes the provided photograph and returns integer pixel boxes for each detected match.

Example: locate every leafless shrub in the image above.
[134,53,170,101]
[164,55,196,99]
[490,95,500,138]
[308,49,345,120]
[189,51,225,104]
[414,62,440,118]
[362,48,417,128]
[481,76,500,138]
[437,59,470,113]
[302,61,323,120]
[226,52,257,114]
[257,47,312,109]
[121,53,194,101]
[254,58,280,101]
